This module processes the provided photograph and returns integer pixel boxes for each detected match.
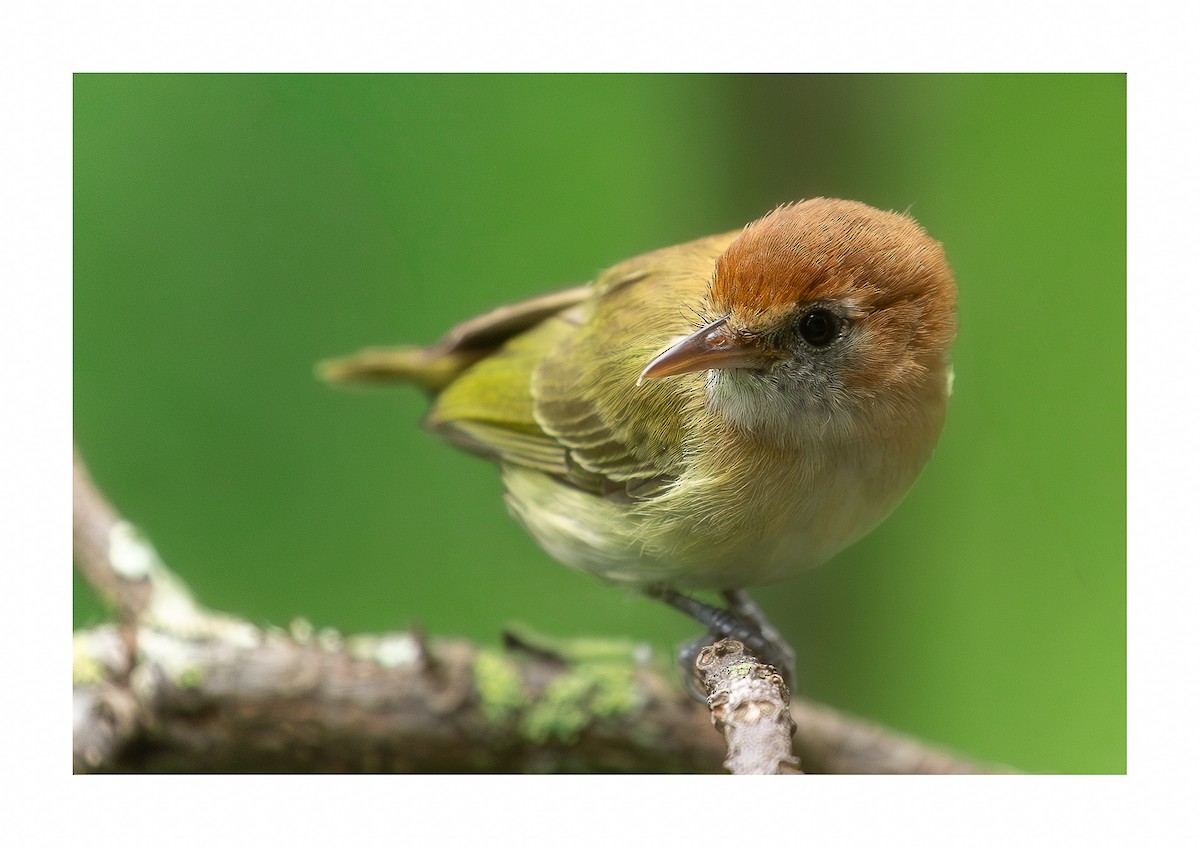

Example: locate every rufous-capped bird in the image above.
[321,197,957,690]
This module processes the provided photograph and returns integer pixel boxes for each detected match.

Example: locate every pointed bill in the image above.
[637,316,777,385]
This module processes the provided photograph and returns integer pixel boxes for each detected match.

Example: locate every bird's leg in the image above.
[721,589,796,691]
[648,587,759,700]
[647,586,796,700]
[649,587,763,645]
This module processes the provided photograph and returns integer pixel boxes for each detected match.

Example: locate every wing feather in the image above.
[427,231,739,498]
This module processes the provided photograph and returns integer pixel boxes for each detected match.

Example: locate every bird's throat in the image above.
[705,368,841,446]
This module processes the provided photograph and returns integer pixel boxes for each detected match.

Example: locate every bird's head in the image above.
[639,198,958,444]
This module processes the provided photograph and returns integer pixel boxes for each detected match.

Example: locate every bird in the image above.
[320,197,957,691]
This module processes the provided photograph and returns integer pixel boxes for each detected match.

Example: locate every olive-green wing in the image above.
[532,234,735,494]
[426,310,578,474]
[427,231,737,496]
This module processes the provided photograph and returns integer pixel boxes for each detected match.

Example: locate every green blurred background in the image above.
[73,74,1125,773]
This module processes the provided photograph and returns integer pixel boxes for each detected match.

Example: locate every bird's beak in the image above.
[637,316,776,385]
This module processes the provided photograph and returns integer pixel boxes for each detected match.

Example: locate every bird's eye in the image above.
[798,309,840,347]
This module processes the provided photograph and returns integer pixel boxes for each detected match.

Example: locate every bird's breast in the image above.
[504,373,946,590]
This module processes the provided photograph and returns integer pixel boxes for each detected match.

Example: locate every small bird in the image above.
[321,198,957,689]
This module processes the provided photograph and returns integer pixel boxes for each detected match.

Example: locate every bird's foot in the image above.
[676,629,722,702]
[649,586,797,701]
[721,588,796,688]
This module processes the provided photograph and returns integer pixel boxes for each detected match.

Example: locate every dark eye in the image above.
[798,309,840,347]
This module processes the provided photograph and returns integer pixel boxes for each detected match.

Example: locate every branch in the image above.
[697,639,802,774]
[72,445,151,623]
[72,445,1012,774]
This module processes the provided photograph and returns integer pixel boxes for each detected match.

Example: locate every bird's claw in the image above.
[648,585,796,701]
[675,619,796,703]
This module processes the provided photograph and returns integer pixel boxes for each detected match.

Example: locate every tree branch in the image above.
[72,445,1012,774]
[697,639,802,774]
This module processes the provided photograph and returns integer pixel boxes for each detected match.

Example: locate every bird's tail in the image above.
[318,283,592,394]
[316,345,480,393]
